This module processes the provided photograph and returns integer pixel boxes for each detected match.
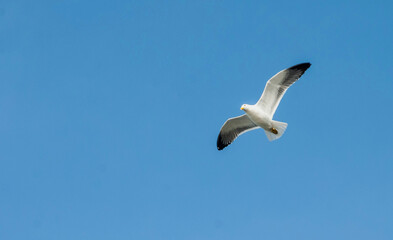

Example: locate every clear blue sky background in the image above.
[1,0,393,239]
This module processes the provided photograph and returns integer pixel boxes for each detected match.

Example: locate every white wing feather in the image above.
[256,63,311,118]
[217,115,259,150]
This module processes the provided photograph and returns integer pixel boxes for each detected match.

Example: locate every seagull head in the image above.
[240,104,249,111]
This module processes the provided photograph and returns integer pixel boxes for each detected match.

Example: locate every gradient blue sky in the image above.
[1,0,393,239]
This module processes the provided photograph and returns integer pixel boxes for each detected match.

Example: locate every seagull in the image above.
[217,62,311,150]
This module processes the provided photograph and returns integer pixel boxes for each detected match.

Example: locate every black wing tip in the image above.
[289,62,311,71]
[217,133,229,151]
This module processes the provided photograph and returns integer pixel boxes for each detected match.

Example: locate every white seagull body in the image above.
[217,63,311,150]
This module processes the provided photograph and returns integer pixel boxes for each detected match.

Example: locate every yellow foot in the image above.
[270,128,278,134]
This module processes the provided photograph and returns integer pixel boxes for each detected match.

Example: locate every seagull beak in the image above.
[240,106,244,110]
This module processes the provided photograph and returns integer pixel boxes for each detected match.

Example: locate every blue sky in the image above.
[1,0,393,239]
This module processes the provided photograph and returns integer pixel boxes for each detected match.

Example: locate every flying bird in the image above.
[217,62,311,150]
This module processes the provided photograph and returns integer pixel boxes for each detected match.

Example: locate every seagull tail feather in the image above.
[265,120,288,141]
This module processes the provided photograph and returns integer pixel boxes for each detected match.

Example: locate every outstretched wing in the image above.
[217,115,259,150]
[256,63,311,118]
